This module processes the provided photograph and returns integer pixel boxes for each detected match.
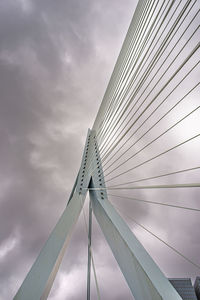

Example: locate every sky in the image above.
[0,0,199,299]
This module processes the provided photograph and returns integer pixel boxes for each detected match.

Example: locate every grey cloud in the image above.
[0,0,139,299]
[1,0,199,299]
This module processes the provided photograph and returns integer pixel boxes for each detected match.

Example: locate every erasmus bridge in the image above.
[14,0,200,299]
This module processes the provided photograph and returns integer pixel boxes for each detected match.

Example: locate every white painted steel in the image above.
[14,131,92,299]
[14,192,86,300]
[90,186,182,300]
[14,129,182,299]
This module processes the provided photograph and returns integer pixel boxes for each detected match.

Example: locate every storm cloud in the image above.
[0,0,199,299]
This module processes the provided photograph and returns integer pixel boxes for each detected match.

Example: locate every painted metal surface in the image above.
[89,131,182,300]
[14,129,182,299]
[14,192,85,300]
[14,131,92,299]
[90,185,182,300]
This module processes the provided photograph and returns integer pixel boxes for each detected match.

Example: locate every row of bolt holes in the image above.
[79,135,91,194]
[79,135,104,199]
[95,139,104,200]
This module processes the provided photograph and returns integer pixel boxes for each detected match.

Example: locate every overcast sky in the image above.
[0,0,199,299]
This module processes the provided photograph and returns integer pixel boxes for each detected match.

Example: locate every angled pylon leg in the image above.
[14,128,183,299]
[14,131,92,299]
[14,192,86,300]
[89,132,182,300]
[89,184,182,300]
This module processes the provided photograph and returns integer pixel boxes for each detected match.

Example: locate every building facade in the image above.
[169,278,197,300]
[194,277,200,300]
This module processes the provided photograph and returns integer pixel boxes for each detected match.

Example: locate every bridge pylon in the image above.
[14,130,182,300]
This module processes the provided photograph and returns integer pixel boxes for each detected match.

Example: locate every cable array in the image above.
[89,0,200,278]
[111,201,200,271]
